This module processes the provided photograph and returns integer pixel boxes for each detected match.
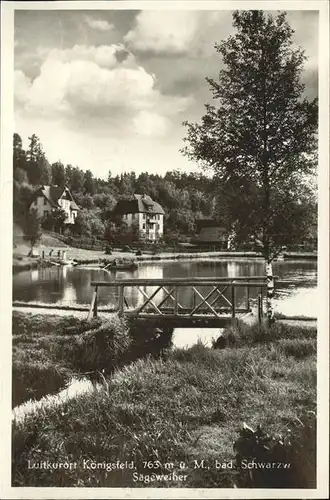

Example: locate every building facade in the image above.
[196,219,228,247]
[30,185,79,224]
[112,194,165,241]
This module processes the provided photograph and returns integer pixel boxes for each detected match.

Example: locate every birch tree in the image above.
[181,10,317,323]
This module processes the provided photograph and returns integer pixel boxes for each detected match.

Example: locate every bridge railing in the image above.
[89,276,277,324]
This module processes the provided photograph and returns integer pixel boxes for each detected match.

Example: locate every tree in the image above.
[51,161,66,187]
[13,133,26,172]
[70,167,85,192]
[24,208,42,255]
[42,208,67,233]
[83,169,96,195]
[26,134,51,185]
[181,11,317,323]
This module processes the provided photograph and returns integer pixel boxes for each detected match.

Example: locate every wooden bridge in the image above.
[89,276,275,327]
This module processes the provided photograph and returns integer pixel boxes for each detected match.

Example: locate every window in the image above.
[143,213,146,219]
[143,223,146,229]
[44,210,49,217]
[43,197,47,206]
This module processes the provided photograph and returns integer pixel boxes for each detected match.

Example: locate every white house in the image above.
[30,185,79,224]
[112,194,165,241]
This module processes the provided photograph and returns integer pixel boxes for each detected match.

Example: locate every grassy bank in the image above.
[12,312,172,407]
[12,315,316,488]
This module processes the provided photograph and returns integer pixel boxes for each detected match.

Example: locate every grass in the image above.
[12,312,172,407]
[12,315,316,488]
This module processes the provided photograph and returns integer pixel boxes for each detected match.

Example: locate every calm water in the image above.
[13,258,317,318]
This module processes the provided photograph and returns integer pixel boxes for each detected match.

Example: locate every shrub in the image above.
[54,317,132,375]
[234,412,316,488]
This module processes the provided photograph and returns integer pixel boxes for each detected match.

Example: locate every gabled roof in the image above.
[196,219,227,231]
[70,200,79,211]
[32,185,78,209]
[113,194,165,215]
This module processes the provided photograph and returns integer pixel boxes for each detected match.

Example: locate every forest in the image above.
[13,131,317,250]
[13,133,221,245]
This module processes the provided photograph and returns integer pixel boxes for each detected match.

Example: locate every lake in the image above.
[13,258,317,319]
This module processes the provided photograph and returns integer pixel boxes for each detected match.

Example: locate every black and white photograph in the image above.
[0,0,329,498]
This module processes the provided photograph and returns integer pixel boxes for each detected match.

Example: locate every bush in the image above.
[104,244,112,255]
[53,317,132,375]
[234,412,316,488]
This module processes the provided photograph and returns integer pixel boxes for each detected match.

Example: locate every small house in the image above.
[30,185,79,224]
[196,219,228,246]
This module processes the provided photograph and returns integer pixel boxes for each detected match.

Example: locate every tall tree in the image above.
[51,161,66,187]
[26,134,51,185]
[70,167,85,192]
[181,11,317,323]
[83,169,96,195]
[24,208,42,255]
[13,133,27,176]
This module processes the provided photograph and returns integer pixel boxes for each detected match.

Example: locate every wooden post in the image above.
[174,286,178,315]
[246,283,250,311]
[93,286,98,318]
[258,290,262,324]
[118,285,124,317]
[192,288,196,310]
[231,284,236,318]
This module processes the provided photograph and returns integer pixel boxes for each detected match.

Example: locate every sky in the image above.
[14,7,319,179]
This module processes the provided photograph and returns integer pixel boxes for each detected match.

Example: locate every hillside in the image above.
[13,224,67,256]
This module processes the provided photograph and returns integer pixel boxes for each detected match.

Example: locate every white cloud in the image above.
[85,16,114,32]
[133,111,170,137]
[15,44,193,137]
[124,11,232,55]
[48,44,131,69]
[14,70,31,105]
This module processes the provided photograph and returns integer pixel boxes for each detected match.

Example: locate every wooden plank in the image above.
[258,292,262,324]
[246,285,250,311]
[92,276,277,285]
[118,286,124,317]
[124,314,232,328]
[209,285,232,308]
[191,287,220,318]
[91,280,268,288]
[93,286,98,318]
[87,290,97,321]
[136,286,163,315]
[174,286,178,315]
[190,286,218,316]
[147,306,248,314]
[158,286,184,310]
[231,285,236,318]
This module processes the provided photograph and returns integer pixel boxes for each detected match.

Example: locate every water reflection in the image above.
[13,259,317,317]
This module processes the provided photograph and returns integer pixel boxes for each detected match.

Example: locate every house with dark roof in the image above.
[112,194,165,241]
[196,219,228,247]
[30,185,79,225]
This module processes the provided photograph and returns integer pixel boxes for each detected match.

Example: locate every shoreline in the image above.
[12,304,317,327]
[12,250,317,274]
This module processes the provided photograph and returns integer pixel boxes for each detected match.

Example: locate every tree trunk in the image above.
[265,260,275,326]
